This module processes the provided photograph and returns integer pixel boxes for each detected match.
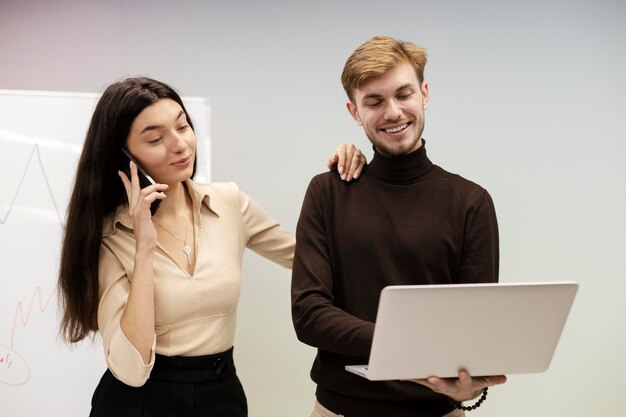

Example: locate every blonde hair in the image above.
[341,35,428,103]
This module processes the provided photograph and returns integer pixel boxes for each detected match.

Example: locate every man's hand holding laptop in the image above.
[412,369,507,403]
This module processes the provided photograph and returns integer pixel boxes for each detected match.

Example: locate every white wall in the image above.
[1,1,624,416]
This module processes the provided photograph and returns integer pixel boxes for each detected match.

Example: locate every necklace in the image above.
[153,215,192,266]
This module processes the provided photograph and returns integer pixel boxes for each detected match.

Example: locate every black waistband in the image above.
[149,347,236,383]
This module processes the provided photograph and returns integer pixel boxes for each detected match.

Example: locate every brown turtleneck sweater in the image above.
[291,143,499,417]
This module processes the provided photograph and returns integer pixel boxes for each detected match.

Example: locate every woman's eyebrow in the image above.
[139,110,185,135]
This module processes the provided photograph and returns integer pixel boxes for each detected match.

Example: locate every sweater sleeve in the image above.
[457,188,500,283]
[291,177,375,357]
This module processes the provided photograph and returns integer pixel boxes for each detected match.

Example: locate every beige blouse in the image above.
[97,180,294,386]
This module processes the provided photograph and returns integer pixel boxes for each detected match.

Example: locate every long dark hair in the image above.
[58,77,196,342]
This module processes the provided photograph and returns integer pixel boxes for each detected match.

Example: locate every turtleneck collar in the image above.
[364,140,433,184]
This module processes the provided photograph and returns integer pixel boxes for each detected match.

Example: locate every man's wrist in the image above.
[448,387,488,411]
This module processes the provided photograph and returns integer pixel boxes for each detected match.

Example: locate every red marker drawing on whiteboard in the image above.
[1,287,55,386]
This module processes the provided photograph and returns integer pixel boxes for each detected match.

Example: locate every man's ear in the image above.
[346,101,362,125]
[421,81,429,110]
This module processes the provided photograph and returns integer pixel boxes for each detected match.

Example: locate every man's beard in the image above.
[367,119,425,156]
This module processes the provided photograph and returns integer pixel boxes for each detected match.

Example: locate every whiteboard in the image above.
[0,90,210,416]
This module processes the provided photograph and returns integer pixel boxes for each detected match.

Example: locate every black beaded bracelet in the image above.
[448,387,488,411]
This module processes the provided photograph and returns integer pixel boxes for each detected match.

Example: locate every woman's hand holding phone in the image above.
[118,160,168,251]
[119,148,162,215]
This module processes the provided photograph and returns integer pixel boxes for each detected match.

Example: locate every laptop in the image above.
[345,281,578,381]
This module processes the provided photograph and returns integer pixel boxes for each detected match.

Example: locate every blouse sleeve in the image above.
[97,243,156,387]
[237,187,295,269]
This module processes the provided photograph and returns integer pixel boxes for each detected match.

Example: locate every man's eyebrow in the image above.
[362,92,383,101]
[361,84,415,101]
[139,110,185,134]
[396,83,414,92]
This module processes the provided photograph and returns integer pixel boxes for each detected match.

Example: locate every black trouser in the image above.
[89,347,247,417]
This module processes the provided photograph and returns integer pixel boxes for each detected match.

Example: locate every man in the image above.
[291,35,507,417]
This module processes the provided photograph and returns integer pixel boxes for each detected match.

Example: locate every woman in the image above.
[57,77,364,416]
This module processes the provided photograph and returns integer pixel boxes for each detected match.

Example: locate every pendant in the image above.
[182,243,192,266]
